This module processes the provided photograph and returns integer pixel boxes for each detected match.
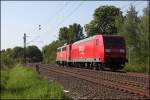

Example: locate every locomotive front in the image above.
[103,35,128,70]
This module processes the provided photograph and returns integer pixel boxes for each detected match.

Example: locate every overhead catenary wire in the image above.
[27,1,139,37]
[25,2,68,46]
[25,2,69,45]
[26,2,69,35]
[55,2,84,29]
[40,2,69,32]
[25,1,145,46]
[52,1,143,38]
[51,1,84,38]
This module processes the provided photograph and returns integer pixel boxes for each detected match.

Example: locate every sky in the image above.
[1,1,148,50]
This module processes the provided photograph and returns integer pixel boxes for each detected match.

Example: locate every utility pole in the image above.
[23,33,26,64]
[23,25,41,64]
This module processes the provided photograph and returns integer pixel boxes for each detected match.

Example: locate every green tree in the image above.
[59,27,69,43]
[58,23,84,43]
[12,46,24,63]
[68,23,84,42]
[139,4,149,72]
[121,5,141,64]
[85,5,123,36]
[26,46,43,63]
[42,45,49,63]
[1,48,14,67]
[42,40,62,64]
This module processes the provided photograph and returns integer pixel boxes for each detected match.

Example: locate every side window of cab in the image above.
[96,39,99,46]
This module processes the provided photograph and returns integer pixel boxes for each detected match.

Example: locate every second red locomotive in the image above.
[56,35,128,70]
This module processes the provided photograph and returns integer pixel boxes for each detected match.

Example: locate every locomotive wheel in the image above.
[86,63,90,69]
[77,63,79,68]
[95,64,99,70]
[84,63,88,69]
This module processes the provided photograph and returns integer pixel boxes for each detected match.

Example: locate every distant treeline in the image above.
[1,4,149,73]
[1,46,43,67]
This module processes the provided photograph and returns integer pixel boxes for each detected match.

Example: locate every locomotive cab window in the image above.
[62,47,66,51]
[57,48,61,52]
[103,36,125,48]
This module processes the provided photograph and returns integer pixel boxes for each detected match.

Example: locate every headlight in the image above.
[105,49,111,52]
[120,49,125,53]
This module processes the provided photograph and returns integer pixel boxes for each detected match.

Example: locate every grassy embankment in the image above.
[0,64,64,99]
[124,63,149,73]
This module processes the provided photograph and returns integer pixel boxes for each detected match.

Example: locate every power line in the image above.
[26,36,40,45]
[27,2,69,35]
[41,2,69,31]
[50,2,84,38]
[55,2,84,29]
[26,1,144,43]
[24,2,69,45]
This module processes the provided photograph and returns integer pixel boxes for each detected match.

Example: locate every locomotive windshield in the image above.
[103,36,125,48]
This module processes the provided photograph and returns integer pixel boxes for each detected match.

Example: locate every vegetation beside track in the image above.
[124,63,149,73]
[0,64,64,99]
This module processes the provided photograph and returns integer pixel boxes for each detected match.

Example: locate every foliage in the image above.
[0,69,9,91]
[59,27,69,43]
[42,40,62,64]
[26,45,43,63]
[120,5,141,48]
[121,5,141,63]
[12,46,24,63]
[7,64,40,90]
[85,5,123,36]
[138,4,149,73]
[1,48,14,67]
[124,63,146,73]
[59,23,85,43]
[118,5,149,73]
[0,64,64,99]
[68,23,85,42]
[1,45,43,68]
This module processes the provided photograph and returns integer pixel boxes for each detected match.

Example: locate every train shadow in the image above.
[102,68,126,73]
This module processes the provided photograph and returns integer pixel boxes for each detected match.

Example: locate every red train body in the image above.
[56,44,71,63]
[56,35,127,70]
[71,35,104,63]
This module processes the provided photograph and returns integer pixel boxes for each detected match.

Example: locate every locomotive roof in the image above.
[57,44,69,49]
[73,35,96,45]
[73,34,123,45]
[57,34,123,48]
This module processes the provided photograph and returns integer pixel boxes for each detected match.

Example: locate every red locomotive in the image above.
[56,35,128,70]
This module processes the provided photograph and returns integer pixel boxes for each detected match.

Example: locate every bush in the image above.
[1,64,64,99]
[0,70,9,91]
[7,64,40,91]
[124,63,148,73]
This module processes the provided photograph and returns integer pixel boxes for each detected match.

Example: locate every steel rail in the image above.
[39,65,149,98]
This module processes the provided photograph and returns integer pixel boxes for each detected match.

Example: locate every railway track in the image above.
[69,67,149,89]
[27,63,150,99]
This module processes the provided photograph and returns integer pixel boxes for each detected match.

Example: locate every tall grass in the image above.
[0,64,64,99]
[124,63,148,73]
[0,69,9,91]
